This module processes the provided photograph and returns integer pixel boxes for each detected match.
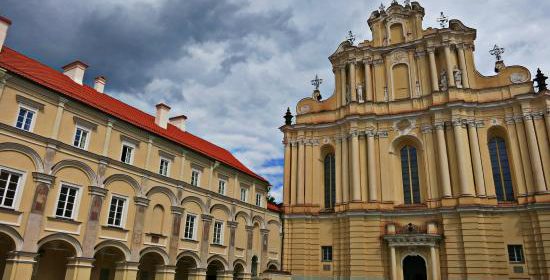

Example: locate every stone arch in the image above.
[94,240,131,262]
[181,195,206,214]
[389,134,423,154]
[389,134,426,205]
[0,142,44,173]
[37,233,83,257]
[320,144,335,158]
[0,225,23,251]
[266,260,280,270]
[267,220,281,233]
[207,254,229,271]
[140,246,169,265]
[210,203,232,217]
[235,211,251,225]
[103,174,142,196]
[146,186,178,206]
[233,259,247,269]
[252,215,265,229]
[487,124,509,141]
[176,250,201,267]
[51,160,99,186]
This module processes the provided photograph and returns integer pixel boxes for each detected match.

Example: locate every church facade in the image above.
[281,2,550,280]
[0,14,284,280]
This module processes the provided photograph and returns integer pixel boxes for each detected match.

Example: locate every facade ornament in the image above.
[453,66,463,88]
[490,44,505,73]
[439,69,448,91]
[384,87,389,101]
[404,0,411,6]
[284,107,293,126]
[534,68,548,92]
[510,72,528,84]
[357,85,364,103]
[379,3,386,13]
[437,12,449,28]
[311,74,323,101]
[421,125,433,134]
[347,30,356,45]
[415,81,421,97]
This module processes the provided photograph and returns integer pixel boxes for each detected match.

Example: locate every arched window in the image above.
[324,153,336,209]
[400,145,420,204]
[488,137,515,202]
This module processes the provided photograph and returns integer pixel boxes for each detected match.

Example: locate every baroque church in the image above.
[281,1,550,280]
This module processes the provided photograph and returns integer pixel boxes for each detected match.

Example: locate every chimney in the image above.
[62,60,88,85]
[0,16,12,52]
[169,115,187,131]
[94,76,106,93]
[155,103,171,129]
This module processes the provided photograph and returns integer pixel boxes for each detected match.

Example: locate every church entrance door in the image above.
[402,255,427,280]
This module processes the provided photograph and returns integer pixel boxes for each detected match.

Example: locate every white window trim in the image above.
[73,125,91,150]
[14,104,37,132]
[159,157,171,177]
[191,169,201,187]
[240,187,248,202]
[183,213,198,240]
[106,193,128,228]
[54,182,82,220]
[218,179,226,195]
[120,141,136,165]
[256,193,262,207]
[213,220,224,245]
[0,165,27,210]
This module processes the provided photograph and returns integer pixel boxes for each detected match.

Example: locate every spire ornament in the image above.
[534,68,548,92]
[311,74,323,101]
[437,12,449,28]
[346,31,356,45]
[489,44,505,61]
[379,3,386,12]
[284,107,294,126]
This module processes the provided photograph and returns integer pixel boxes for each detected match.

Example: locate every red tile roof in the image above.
[0,46,268,184]
[267,202,281,213]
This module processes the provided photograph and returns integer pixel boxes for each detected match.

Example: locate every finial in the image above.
[284,107,294,126]
[379,3,386,12]
[437,12,449,28]
[311,74,323,91]
[489,44,505,61]
[347,30,356,45]
[534,68,548,92]
[391,0,398,5]
[404,0,411,6]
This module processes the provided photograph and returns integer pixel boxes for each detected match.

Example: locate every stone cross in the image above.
[347,31,356,45]
[437,12,449,28]
[311,74,323,91]
[489,44,505,61]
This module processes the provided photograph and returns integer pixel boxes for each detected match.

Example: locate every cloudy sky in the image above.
[3,0,549,202]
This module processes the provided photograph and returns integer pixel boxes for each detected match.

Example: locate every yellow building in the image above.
[0,15,284,280]
[281,2,550,280]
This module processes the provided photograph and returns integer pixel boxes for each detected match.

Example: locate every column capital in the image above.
[426,46,436,53]
[88,186,108,197]
[260,228,270,235]
[434,122,446,130]
[170,206,184,215]
[421,125,433,134]
[245,225,254,232]
[201,214,214,222]
[134,196,150,207]
[32,172,55,185]
[365,130,376,137]
[227,221,238,228]
[377,130,389,138]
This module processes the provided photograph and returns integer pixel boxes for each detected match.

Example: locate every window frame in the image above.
[255,193,262,207]
[218,179,226,195]
[400,145,421,205]
[120,141,136,165]
[73,125,91,150]
[507,244,524,263]
[488,137,515,202]
[54,182,82,220]
[159,157,171,177]
[212,220,224,245]
[240,187,248,202]
[321,246,333,262]
[106,194,128,228]
[14,104,37,132]
[0,166,27,210]
[324,153,336,209]
[183,213,198,240]
[191,169,201,187]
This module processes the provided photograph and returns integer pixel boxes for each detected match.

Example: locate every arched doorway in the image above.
[138,251,165,280]
[250,256,258,278]
[402,255,427,280]
[0,232,16,278]
[206,260,225,280]
[91,246,126,280]
[175,255,198,280]
[33,239,77,280]
[233,263,245,280]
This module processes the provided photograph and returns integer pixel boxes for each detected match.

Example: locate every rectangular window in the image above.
[191,169,200,186]
[0,170,21,208]
[255,193,262,207]
[240,188,248,202]
[107,196,126,227]
[159,158,170,176]
[56,184,79,219]
[213,221,224,245]
[73,126,90,150]
[15,106,36,131]
[184,214,196,240]
[120,143,135,164]
[321,246,333,262]
[508,245,524,263]
[218,179,226,195]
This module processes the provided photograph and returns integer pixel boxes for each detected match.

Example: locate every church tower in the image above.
[280,1,550,279]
